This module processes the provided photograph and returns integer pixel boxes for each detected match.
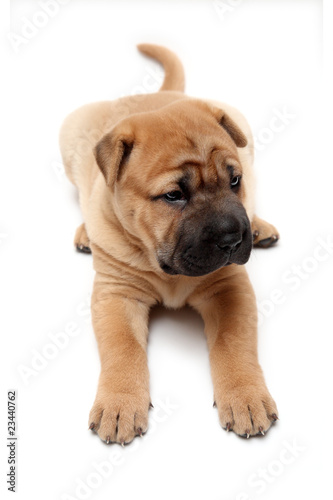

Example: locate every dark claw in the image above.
[76,244,92,254]
[213,401,217,408]
[255,235,279,248]
[271,413,279,421]
[149,402,154,409]
[89,423,95,430]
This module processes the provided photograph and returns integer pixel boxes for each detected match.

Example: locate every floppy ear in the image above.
[219,112,248,148]
[207,104,247,148]
[94,128,134,188]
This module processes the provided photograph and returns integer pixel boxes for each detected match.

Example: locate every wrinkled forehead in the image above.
[154,154,241,194]
[129,127,241,191]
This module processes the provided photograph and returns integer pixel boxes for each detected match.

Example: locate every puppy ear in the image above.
[94,129,134,188]
[219,112,248,148]
[206,104,248,148]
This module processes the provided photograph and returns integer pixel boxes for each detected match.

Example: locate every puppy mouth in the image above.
[159,258,232,277]
[159,251,235,277]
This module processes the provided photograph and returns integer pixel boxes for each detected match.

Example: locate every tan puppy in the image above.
[60,44,279,445]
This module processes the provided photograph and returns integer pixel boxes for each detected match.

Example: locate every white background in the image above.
[1,1,332,499]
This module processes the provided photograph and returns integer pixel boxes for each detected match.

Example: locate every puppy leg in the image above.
[252,215,279,248]
[74,223,91,253]
[190,267,278,437]
[89,281,151,445]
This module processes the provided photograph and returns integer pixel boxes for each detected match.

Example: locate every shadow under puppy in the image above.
[59,44,279,445]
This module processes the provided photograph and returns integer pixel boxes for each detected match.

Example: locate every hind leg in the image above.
[252,215,279,248]
[74,223,91,254]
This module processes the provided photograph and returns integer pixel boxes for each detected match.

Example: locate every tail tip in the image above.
[136,43,152,54]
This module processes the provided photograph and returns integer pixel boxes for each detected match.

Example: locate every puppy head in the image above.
[94,99,253,276]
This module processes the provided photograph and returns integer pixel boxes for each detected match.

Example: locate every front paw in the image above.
[214,384,278,438]
[89,389,151,445]
[252,216,279,248]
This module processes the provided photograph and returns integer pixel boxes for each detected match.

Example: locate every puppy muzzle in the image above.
[158,211,252,277]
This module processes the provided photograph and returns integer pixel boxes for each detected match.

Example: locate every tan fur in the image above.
[60,44,278,444]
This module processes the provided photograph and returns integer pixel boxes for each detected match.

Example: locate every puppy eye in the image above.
[230,175,241,188]
[164,191,185,202]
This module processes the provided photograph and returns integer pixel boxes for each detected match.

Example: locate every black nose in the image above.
[202,214,243,250]
[216,231,242,250]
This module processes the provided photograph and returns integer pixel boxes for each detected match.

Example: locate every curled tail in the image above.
[137,43,185,92]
